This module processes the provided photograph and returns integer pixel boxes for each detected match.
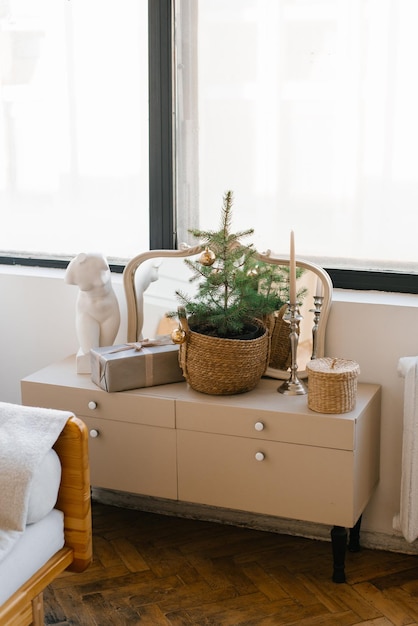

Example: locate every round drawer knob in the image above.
[255,451,265,461]
[88,401,97,410]
[254,421,264,431]
[89,429,100,438]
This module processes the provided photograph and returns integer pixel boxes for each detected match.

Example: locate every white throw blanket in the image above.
[393,357,418,543]
[0,402,71,562]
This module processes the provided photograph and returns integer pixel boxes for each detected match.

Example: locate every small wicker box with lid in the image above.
[306,357,360,414]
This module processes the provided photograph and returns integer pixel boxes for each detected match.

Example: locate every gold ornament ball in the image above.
[199,248,216,266]
[171,327,186,344]
[247,265,259,277]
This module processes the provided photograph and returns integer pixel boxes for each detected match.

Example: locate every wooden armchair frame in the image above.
[123,246,333,378]
[0,415,92,626]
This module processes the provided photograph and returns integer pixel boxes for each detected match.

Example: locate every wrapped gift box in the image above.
[91,340,184,392]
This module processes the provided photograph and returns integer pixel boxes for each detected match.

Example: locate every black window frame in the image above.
[325,268,418,294]
[148,0,176,251]
[1,0,417,293]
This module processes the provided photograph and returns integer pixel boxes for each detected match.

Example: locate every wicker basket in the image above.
[178,319,270,395]
[267,304,297,370]
[306,357,360,414]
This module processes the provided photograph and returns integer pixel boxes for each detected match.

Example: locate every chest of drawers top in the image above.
[22,355,380,452]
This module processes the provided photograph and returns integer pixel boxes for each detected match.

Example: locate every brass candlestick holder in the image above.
[278,302,308,396]
[310,295,324,360]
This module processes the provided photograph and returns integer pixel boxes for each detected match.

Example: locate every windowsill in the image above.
[1,264,417,307]
[0,264,124,284]
[0,264,66,278]
[333,288,418,308]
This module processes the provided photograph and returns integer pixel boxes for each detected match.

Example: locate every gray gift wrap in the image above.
[90,339,184,392]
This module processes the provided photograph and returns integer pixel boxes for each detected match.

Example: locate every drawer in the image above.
[176,399,356,450]
[22,380,175,428]
[177,430,358,527]
[84,415,177,499]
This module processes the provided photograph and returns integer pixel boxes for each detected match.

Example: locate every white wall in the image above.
[327,290,418,549]
[1,266,418,553]
[0,266,127,402]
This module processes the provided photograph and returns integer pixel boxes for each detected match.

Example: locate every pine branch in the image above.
[173,190,303,337]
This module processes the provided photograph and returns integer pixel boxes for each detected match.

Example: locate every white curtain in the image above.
[0,0,149,259]
[175,0,418,270]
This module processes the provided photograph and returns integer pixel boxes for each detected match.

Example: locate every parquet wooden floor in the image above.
[44,502,418,625]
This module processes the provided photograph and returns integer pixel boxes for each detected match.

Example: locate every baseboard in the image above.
[92,487,418,555]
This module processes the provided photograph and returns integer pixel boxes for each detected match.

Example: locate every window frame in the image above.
[325,268,418,294]
[0,0,416,293]
[148,0,176,251]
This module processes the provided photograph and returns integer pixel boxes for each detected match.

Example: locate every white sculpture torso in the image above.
[65,252,120,373]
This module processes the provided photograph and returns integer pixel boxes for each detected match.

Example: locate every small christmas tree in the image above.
[175,191,296,338]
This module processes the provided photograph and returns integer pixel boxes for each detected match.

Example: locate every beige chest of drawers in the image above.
[22,356,178,500]
[21,355,381,582]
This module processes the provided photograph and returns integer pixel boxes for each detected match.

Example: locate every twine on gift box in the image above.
[105,335,175,354]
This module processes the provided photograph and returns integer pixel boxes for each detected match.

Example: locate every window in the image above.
[175,0,418,290]
[2,0,418,293]
[0,0,149,262]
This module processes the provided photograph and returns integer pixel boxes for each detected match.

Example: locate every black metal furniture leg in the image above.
[331,525,347,583]
[348,515,362,553]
